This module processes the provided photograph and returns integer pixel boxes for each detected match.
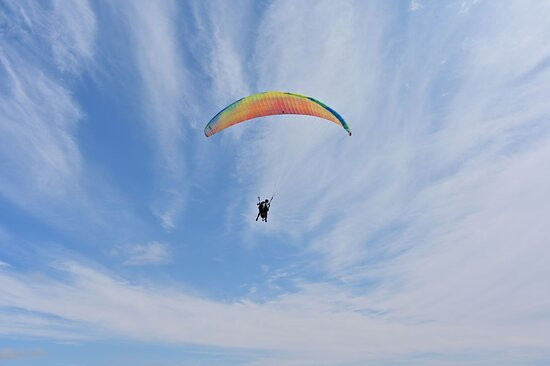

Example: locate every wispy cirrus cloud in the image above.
[117,0,192,230]
[112,241,171,266]
[188,0,252,103]
[409,0,423,12]
[0,0,95,214]
[0,258,548,365]
[48,0,97,73]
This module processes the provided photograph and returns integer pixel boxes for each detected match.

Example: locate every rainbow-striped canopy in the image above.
[204,91,351,137]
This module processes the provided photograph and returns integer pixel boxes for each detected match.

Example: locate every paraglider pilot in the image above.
[256,198,271,222]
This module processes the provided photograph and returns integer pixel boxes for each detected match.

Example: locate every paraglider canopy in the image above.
[204,91,351,137]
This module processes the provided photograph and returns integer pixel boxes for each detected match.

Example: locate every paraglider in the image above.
[256,197,272,222]
[204,91,350,222]
[204,91,351,137]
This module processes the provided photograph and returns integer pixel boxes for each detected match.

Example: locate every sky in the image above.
[1,0,550,365]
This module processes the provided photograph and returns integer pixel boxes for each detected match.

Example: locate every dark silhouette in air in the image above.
[256,198,271,222]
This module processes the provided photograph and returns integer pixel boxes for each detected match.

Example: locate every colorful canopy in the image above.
[204,91,351,137]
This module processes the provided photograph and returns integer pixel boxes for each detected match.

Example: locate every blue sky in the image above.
[1,0,550,365]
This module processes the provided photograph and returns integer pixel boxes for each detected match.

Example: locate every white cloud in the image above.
[49,0,97,73]
[113,241,171,266]
[0,0,95,214]
[0,51,82,202]
[0,1,152,239]
[118,0,191,230]
[410,0,422,12]
[188,1,252,104]
[0,260,548,365]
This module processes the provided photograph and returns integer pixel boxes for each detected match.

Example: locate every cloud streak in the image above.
[112,241,171,266]
[0,0,95,218]
[119,0,195,230]
[0,253,548,365]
